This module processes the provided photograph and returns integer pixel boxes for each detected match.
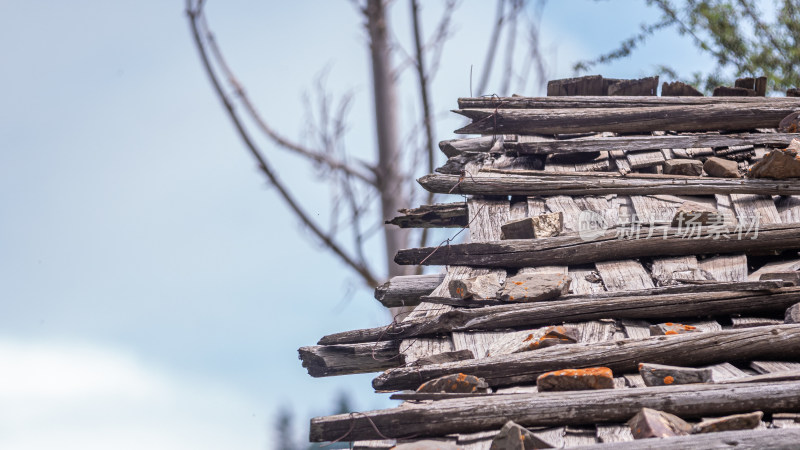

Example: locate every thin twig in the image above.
[186,0,379,287]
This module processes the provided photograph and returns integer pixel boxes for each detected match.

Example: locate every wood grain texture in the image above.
[457,96,800,109]
[311,380,800,441]
[395,223,800,268]
[419,172,800,197]
[568,428,800,449]
[374,274,445,308]
[454,105,799,135]
[372,325,800,391]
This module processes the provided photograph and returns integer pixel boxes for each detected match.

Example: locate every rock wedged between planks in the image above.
[786,303,800,324]
[416,373,489,394]
[662,159,703,176]
[649,322,701,336]
[500,212,563,239]
[498,273,571,302]
[691,411,763,434]
[489,421,556,450]
[703,156,740,178]
[748,139,800,179]
[536,367,614,392]
[638,363,712,386]
[670,201,721,226]
[627,408,691,439]
[449,273,503,300]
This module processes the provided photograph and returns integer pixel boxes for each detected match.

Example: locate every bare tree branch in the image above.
[196,11,378,187]
[186,0,379,287]
[476,0,506,96]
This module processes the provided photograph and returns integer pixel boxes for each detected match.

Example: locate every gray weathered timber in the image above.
[419,172,800,197]
[309,380,800,441]
[438,136,499,157]
[374,274,445,308]
[454,105,800,135]
[386,203,468,228]
[394,223,800,268]
[318,285,796,346]
[456,96,800,109]
[372,325,800,391]
[504,132,800,156]
[568,428,800,449]
[298,341,401,377]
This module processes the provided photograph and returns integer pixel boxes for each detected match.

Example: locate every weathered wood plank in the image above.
[457,96,800,109]
[569,428,800,449]
[502,132,800,155]
[454,105,799,135]
[419,172,800,197]
[374,274,445,308]
[310,380,800,441]
[372,325,800,391]
[698,254,748,282]
[395,223,800,268]
[596,260,654,291]
[319,284,794,346]
[298,341,401,377]
[386,203,468,228]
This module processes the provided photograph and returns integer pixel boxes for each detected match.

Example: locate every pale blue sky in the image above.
[0,1,711,448]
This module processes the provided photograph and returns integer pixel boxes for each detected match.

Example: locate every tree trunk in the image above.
[366,0,411,280]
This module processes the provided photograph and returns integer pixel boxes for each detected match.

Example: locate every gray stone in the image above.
[671,201,722,227]
[639,362,713,387]
[628,408,691,439]
[498,273,570,303]
[663,159,703,176]
[691,411,763,434]
[489,420,555,450]
[501,212,563,240]
[759,272,800,285]
[786,303,800,324]
[411,350,475,367]
[536,367,614,392]
[703,156,740,178]
[449,273,502,300]
[416,373,489,394]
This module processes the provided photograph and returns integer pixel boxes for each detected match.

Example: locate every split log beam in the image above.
[395,223,800,268]
[319,283,793,345]
[374,274,445,308]
[298,341,401,377]
[457,96,800,109]
[454,105,799,135]
[569,428,800,450]
[372,325,800,391]
[310,380,800,441]
[419,172,800,197]
[503,132,800,156]
[386,203,468,228]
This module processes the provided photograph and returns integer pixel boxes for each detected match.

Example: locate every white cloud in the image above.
[0,338,267,450]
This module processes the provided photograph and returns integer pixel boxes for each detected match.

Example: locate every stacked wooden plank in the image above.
[300,76,800,448]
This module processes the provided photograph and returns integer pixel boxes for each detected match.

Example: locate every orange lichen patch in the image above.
[509,296,515,300]
[456,373,467,381]
[537,367,614,391]
[665,330,678,335]
[663,376,675,385]
[683,325,696,330]
[638,363,644,370]
[513,281,524,285]
[523,334,534,342]
[416,373,488,393]
[665,322,674,326]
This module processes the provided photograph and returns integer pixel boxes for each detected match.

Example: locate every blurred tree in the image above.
[274,406,299,450]
[574,0,800,93]
[185,0,548,306]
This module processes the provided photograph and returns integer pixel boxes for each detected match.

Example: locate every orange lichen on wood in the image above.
[663,376,675,385]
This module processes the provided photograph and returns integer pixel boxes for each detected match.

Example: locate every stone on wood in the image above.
[759,272,800,285]
[501,212,563,240]
[416,373,489,393]
[650,322,701,336]
[498,273,570,303]
[703,156,740,178]
[671,201,721,227]
[691,411,763,434]
[639,362,713,386]
[747,148,800,180]
[661,81,703,97]
[627,408,691,439]
[778,112,800,133]
[536,367,614,392]
[663,159,703,176]
[412,350,475,367]
[786,303,800,324]
[489,420,555,450]
[449,273,502,300]
[520,326,579,351]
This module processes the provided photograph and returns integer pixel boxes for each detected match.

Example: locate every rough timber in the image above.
[300,76,800,448]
